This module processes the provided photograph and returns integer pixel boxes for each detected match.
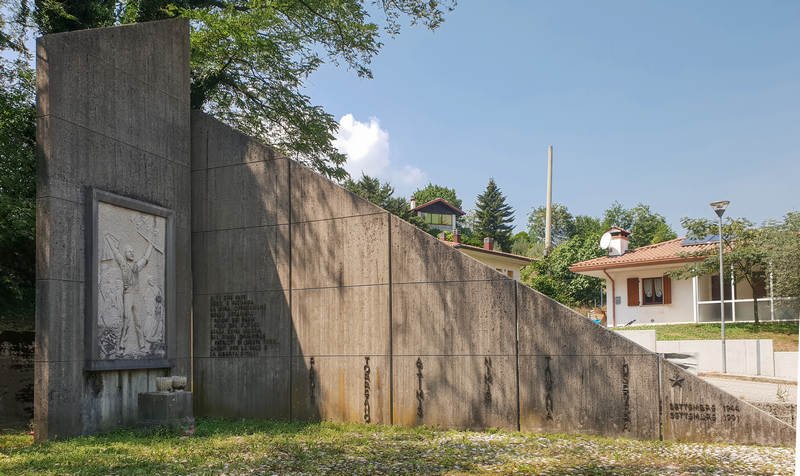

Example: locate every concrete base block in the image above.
[138,391,194,431]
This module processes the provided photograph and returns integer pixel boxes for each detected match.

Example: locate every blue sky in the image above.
[306,1,800,233]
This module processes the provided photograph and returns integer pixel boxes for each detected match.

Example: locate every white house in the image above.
[569,228,797,327]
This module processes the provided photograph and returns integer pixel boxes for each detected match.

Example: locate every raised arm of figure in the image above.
[105,233,124,265]
[137,241,154,269]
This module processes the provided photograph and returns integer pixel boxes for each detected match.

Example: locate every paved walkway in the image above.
[703,376,797,403]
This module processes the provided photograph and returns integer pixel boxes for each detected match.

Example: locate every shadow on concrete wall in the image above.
[192,112,795,446]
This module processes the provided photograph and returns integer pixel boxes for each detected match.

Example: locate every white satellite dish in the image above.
[599,231,612,250]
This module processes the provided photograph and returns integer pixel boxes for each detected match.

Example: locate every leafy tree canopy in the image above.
[411,182,462,210]
[601,201,676,249]
[32,0,456,179]
[510,230,543,258]
[0,55,36,318]
[527,203,575,247]
[522,229,605,307]
[763,212,800,308]
[473,178,514,252]
[343,173,429,232]
[671,216,769,324]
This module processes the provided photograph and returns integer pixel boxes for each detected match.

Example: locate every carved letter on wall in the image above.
[484,356,493,406]
[363,356,371,423]
[622,361,631,431]
[415,357,424,418]
[545,356,554,421]
[309,357,316,405]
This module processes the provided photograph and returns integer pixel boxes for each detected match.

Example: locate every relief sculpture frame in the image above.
[85,189,174,371]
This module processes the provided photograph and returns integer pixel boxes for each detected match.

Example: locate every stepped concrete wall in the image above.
[35,20,794,446]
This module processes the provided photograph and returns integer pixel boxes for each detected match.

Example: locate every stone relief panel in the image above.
[96,202,167,360]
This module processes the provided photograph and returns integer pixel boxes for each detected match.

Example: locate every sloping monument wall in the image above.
[35,19,795,446]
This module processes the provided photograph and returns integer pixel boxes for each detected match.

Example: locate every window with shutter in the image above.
[663,276,672,304]
[627,278,639,306]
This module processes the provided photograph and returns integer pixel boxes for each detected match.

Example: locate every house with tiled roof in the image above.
[570,228,793,327]
[409,197,465,233]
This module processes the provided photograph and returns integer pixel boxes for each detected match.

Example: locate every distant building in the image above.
[569,228,797,327]
[441,235,533,281]
[410,197,464,233]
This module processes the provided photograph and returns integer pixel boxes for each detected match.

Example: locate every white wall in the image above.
[605,265,695,326]
[656,339,775,376]
[458,249,525,281]
[614,329,657,351]
[774,352,798,380]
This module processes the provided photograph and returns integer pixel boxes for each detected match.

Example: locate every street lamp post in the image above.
[710,200,730,373]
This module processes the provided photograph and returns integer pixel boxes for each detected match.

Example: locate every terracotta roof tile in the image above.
[569,238,716,272]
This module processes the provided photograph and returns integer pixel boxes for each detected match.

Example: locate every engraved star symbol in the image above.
[670,374,685,388]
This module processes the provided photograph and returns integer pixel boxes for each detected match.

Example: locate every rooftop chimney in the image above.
[409,197,417,210]
[607,227,630,257]
[483,237,494,251]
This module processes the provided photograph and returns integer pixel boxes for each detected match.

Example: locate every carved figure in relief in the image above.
[105,232,153,355]
[142,275,165,353]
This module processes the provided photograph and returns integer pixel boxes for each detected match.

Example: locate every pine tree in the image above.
[473,179,515,251]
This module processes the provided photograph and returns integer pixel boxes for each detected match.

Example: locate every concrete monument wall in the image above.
[190,113,794,446]
[35,19,192,440]
[36,19,794,446]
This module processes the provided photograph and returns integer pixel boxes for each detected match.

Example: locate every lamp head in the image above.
[709,200,730,218]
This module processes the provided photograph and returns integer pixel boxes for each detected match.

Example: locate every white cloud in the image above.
[334,114,426,192]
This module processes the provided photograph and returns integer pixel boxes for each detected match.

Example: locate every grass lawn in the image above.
[622,322,799,351]
[0,419,794,475]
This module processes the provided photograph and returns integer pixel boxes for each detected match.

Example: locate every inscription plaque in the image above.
[209,294,268,357]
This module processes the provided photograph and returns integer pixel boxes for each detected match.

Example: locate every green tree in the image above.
[473,178,514,252]
[672,216,769,325]
[762,212,800,311]
[411,183,462,210]
[342,174,427,230]
[0,56,36,322]
[573,214,603,238]
[527,203,575,247]
[510,231,531,257]
[33,0,455,179]
[454,209,483,247]
[523,230,605,307]
[602,202,676,249]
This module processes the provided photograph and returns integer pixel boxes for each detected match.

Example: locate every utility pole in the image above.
[544,145,554,255]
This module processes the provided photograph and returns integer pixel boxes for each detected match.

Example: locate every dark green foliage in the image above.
[522,228,605,307]
[412,183,462,210]
[34,0,115,33]
[32,0,455,180]
[601,201,676,249]
[473,179,514,252]
[343,174,429,231]
[0,59,36,322]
